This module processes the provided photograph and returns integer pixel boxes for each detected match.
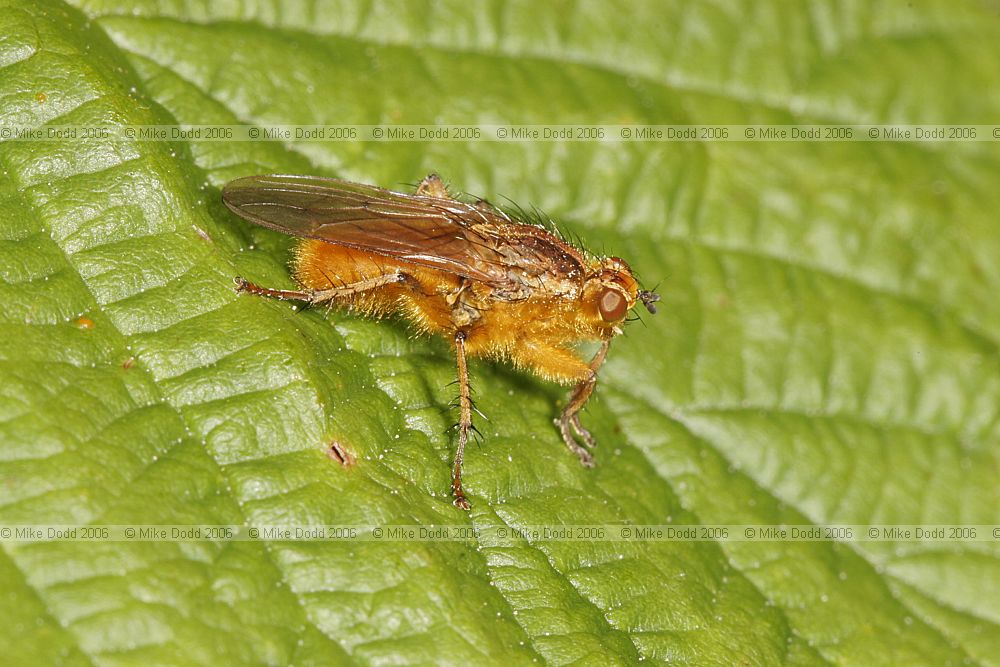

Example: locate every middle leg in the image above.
[451,330,473,510]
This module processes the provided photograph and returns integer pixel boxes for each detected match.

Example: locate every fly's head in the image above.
[582,256,660,336]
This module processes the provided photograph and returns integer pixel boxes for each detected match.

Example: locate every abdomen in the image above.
[292,239,460,334]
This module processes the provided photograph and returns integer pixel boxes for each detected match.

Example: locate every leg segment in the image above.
[234,277,314,302]
[556,340,611,467]
[451,330,473,510]
[235,272,404,306]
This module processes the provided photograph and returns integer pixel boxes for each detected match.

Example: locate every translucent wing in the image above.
[222,174,587,292]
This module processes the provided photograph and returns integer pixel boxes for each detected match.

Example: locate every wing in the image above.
[222,174,588,294]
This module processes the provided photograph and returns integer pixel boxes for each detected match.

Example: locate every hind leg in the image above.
[235,272,406,306]
[416,173,451,199]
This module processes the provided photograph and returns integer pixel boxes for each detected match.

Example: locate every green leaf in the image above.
[2,1,999,664]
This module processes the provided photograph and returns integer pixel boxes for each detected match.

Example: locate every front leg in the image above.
[506,341,607,466]
[556,340,611,466]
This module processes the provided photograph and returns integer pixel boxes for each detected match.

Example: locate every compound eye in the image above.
[599,288,627,322]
